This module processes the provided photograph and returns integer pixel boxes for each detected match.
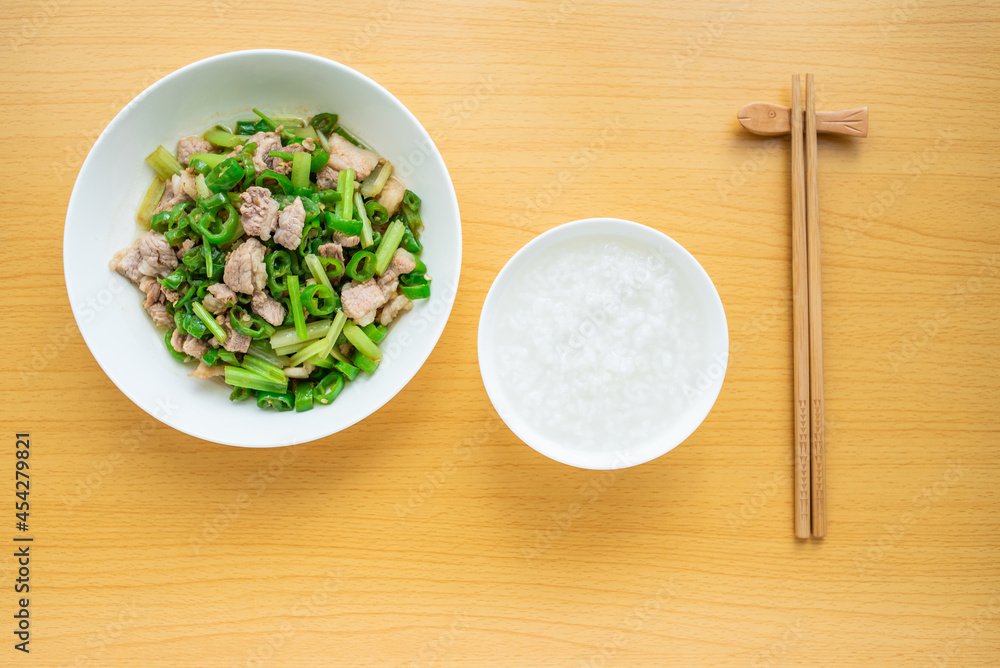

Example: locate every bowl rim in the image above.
[63,49,462,447]
[477,217,729,470]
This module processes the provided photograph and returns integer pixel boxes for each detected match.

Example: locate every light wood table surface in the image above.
[2,1,998,665]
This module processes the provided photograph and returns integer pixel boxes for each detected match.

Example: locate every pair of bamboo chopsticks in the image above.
[790,74,825,539]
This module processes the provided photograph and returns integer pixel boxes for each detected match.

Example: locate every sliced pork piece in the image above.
[202,282,237,314]
[138,274,176,326]
[315,164,338,190]
[317,242,344,264]
[246,131,282,173]
[146,301,173,327]
[379,248,417,284]
[379,294,413,326]
[170,329,208,359]
[139,275,178,305]
[341,278,387,326]
[176,238,197,259]
[251,290,286,326]
[109,245,144,284]
[332,230,360,248]
[223,238,267,294]
[153,172,194,214]
[176,136,215,166]
[269,140,316,175]
[273,196,306,250]
[326,133,379,180]
[215,314,251,353]
[239,186,279,241]
[137,230,178,278]
[376,176,406,216]
[189,361,226,379]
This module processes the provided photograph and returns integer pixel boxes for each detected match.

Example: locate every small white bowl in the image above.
[478,218,728,470]
[63,50,461,447]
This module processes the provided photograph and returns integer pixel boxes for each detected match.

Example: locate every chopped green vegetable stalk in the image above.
[203,129,243,148]
[337,168,355,221]
[361,322,387,344]
[360,161,393,198]
[225,367,289,393]
[192,301,227,343]
[273,342,308,357]
[252,108,279,131]
[351,350,380,375]
[137,178,164,226]
[317,310,347,361]
[374,218,405,275]
[269,150,295,161]
[286,274,308,341]
[343,321,382,361]
[246,342,290,368]
[145,145,183,180]
[195,173,212,200]
[270,319,333,349]
[334,359,360,381]
[304,254,333,293]
[290,151,311,191]
[288,338,327,367]
[241,355,287,384]
[189,153,227,170]
[202,236,213,278]
[356,192,375,249]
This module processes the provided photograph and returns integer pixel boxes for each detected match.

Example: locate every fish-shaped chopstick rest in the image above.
[738,102,868,137]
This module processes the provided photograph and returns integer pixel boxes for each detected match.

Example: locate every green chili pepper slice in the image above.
[256,390,294,412]
[345,250,376,282]
[314,372,345,405]
[300,283,339,316]
[294,381,315,412]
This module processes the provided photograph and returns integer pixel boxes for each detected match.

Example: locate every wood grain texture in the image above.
[805,73,827,538]
[1,0,999,665]
[790,75,812,540]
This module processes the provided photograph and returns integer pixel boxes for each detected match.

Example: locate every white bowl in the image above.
[64,50,461,447]
[478,218,728,470]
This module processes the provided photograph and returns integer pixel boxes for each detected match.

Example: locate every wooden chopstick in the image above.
[790,75,812,539]
[805,74,826,538]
